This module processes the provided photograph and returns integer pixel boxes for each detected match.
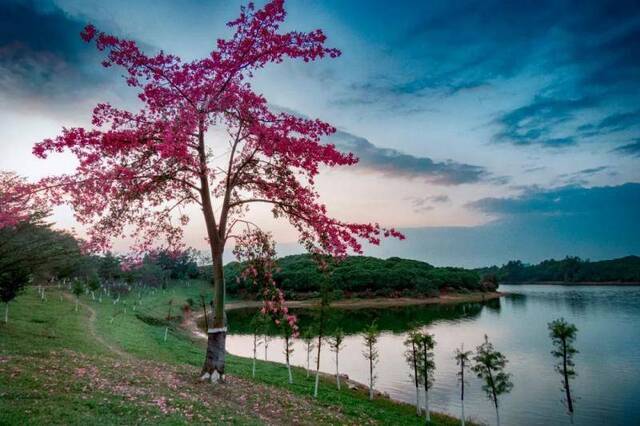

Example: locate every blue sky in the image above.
[0,0,639,266]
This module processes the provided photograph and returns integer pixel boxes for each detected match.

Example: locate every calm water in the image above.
[220,285,640,426]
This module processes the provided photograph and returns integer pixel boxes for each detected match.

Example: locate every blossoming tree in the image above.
[33,0,403,382]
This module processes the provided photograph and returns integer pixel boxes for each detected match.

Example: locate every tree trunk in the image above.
[368,343,374,400]
[200,252,226,383]
[313,306,325,398]
[287,358,293,384]
[415,386,421,416]
[461,399,465,426]
[164,326,168,342]
[424,387,430,422]
[562,339,574,413]
[252,334,257,378]
[75,297,79,312]
[495,405,500,426]
[306,344,311,377]
[335,350,341,390]
[285,336,293,384]
[4,303,8,324]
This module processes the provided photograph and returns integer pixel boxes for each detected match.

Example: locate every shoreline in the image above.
[181,291,502,420]
[223,291,505,312]
[501,281,640,286]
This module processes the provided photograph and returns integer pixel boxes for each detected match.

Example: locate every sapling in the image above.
[164,299,173,342]
[282,320,295,384]
[328,328,345,390]
[71,280,84,312]
[548,318,578,414]
[314,264,332,398]
[455,344,472,426]
[301,327,315,378]
[404,329,422,415]
[362,322,380,400]
[264,333,271,361]
[472,335,513,426]
[87,272,100,301]
[249,313,264,378]
[417,332,436,422]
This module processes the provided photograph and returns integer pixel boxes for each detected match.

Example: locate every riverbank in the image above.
[502,281,640,286]
[0,283,471,425]
[224,291,504,311]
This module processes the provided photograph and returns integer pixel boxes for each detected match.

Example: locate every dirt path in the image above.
[63,293,129,358]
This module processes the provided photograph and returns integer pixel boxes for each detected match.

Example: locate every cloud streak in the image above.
[331,130,500,185]
[468,183,640,218]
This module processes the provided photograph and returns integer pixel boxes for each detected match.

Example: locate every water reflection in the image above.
[222,301,485,336]
[208,285,640,426]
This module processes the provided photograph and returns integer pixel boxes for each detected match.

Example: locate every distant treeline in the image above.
[221,254,490,299]
[476,255,640,284]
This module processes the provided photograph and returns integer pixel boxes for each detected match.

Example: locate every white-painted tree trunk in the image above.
[424,388,430,422]
[495,406,500,426]
[252,354,256,378]
[75,298,79,312]
[369,375,374,400]
[287,361,293,384]
[264,339,269,361]
[314,369,320,398]
[164,326,168,342]
[91,291,95,300]
[4,303,8,324]
[415,386,421,416]
[461,399,465,426]
[335,352,341,390]
[306,348,311,377]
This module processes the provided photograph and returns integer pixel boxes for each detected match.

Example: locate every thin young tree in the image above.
[72,280,84,312]
[417,332,436,423]
[249,313,264,378]
[455,344,473,426]
[164,299,174,342]
[548,318,578,414]
[87,272,101,301]
[472,335,513,426]
[313,263,332,398]
[301,327,315,378]
[404,329,422,416]
[327,327,345,390]
[33,0,403,383]
[282,319,296,384]
[362,322,380,400]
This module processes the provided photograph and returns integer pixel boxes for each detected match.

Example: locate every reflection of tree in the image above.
[483,297,502,313]
[225,302,485,336]
[505,293,527,311]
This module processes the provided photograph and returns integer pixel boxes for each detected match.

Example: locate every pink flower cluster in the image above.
[31,0,404,263]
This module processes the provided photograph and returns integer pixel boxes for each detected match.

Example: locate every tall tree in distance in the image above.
[472,335,513,426]
[548,318,578,415]
[33,0,403,383]
[455,344,472,426]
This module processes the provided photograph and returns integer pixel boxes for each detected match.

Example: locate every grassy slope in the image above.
[0,282,469,425]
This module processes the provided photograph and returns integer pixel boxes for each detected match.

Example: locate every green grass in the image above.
[0,282,470,425]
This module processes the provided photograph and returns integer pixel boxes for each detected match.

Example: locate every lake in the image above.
[220,285,640,426]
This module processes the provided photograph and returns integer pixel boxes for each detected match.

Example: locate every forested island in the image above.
[476,255,640,284]
[222,254,492,299]
[219,254,640,300]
